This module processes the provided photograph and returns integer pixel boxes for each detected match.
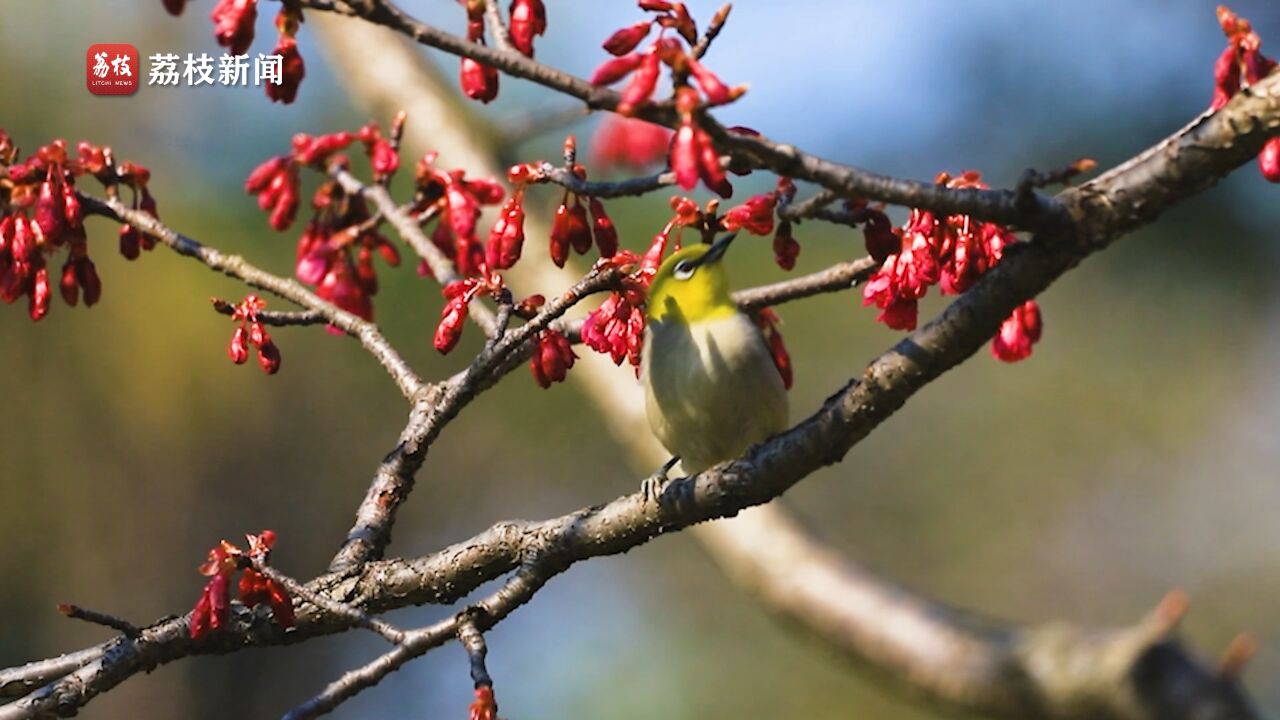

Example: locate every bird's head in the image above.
[646,234,737,325]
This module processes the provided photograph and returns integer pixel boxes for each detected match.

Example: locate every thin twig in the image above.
[247,560,407,645]
[211,299,329,327]
[482,0,516,54]
[691,3,732,59]
[56,605,140,638]
[79,194,425,401]
[329,166,500,338]
[281,565,543,720]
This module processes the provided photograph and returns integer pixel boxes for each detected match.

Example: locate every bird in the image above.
[640,233,789,500]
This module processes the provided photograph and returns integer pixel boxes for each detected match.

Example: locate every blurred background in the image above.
[1,1,1278,718]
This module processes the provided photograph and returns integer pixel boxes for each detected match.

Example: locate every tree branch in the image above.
[294,0,1067,228]
[79,194,425,401]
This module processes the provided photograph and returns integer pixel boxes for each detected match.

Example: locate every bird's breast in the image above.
[641,313,788,474]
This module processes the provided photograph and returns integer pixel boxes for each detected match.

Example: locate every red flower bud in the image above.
[529,329,576,388]
[229,326,250,364]
[460,57,499,103]
[248,320,268,347]
[617,50,661,116]
[246,156,288,193]
[190,572,232,641]
[671,123,700,190]
[1260,136,1280,182]
[59,260,79,307]
[266,36,305,104]
[772,220,799,271]
[863,209,898,263]
[590,53,645,86]
[1212,45,1242,110]
[27,265,50,321]
[369,138,399,177]
[434,296,468,354]
[163,0,188,15]
[77,257,102,307]
[590,115,672,171]
[486,195,526,270]
[35,171,66,244]
[687,57,739,106]
[991,300,1043,362]
[119,225,141,260]
[257,339,282,374]
[549,203,574,268]
[61,181,83,231]
[721,193,776,235]
[211,0,257,55]
[588,198,619,257]
[603,21,652,55]
[696,128,732,198]
[568,201,593,255]
[508,0,547,57]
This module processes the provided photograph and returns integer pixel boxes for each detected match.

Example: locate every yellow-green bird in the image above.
[640,234,789,499]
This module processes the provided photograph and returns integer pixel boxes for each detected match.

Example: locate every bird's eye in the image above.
[673,260,695,281]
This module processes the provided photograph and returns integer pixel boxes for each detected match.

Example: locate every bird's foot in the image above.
[642,457,681,504]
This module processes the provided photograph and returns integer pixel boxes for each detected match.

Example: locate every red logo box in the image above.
[86,44,139,96]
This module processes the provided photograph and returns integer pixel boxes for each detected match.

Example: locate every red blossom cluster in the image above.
[165,0,307,103]
[1,132,158,320]
[1212,6,1279,182]
[590,115,672,172]
[434,272,502,353]
[246,119,404,324]
[861,171,1041,362]
[416,152,507,278]
[190,530,294,641]
[579,203,691,370]
[224,294,282,374]
[592,1,744,196]
[529,328,577,387]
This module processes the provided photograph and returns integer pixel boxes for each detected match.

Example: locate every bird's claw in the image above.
[642,457,681,504]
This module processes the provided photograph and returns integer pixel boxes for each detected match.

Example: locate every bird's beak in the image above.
[700,233,736,266]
